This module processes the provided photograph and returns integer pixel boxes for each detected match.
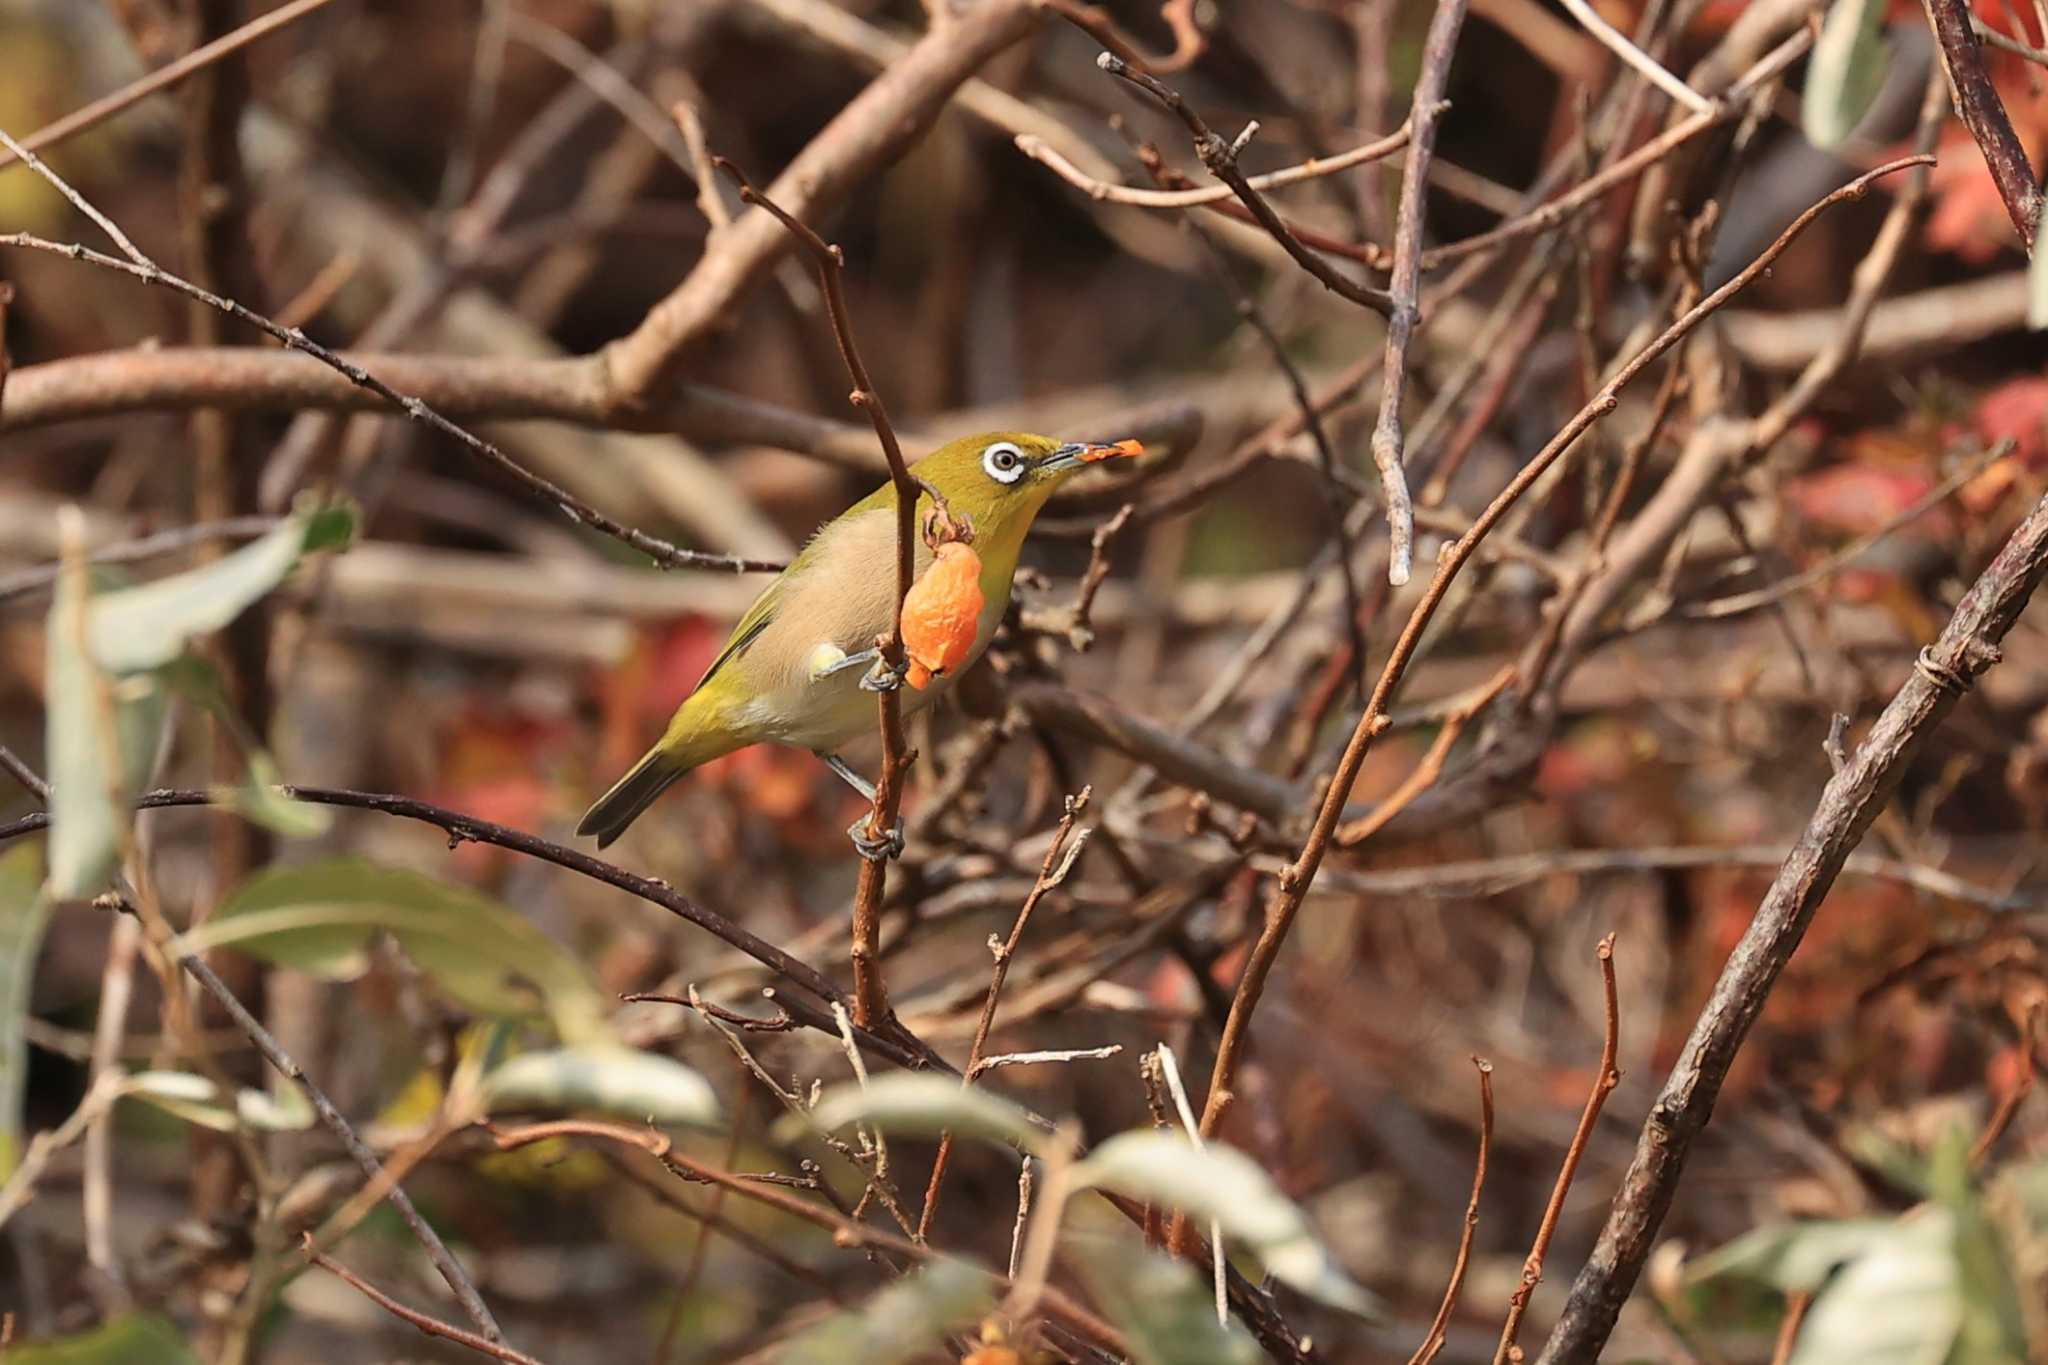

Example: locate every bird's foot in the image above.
[859,655,906,693]
[846,814,905,862]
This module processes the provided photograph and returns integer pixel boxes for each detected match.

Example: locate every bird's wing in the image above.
[692,578,782,693]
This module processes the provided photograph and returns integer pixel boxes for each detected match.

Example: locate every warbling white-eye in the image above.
[577,431,1138,855]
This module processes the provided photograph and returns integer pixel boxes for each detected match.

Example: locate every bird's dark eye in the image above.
[981,441,1026,484]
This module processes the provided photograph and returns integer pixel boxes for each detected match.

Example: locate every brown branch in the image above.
[1098,55,1396,318]
[1419,27,1811,269]
[602,0,1041,401]
[0,0,343,173]
[1336,665,1512,846]
[1925,0,2042,247]
[165,937,503,1343]
[1369,0,1468,586]
[488,1120,1128,1357]
[918,790,1092,1240]
[1190,157,1933,1158]
[1409,1057,1494,1365]
[0,785,943,1072]
[712,157,910,1033]
[1535,485,2048,1363]
[302,1237,545,1365]
[1495,935,1619,1365]
[0,130,770,576]
[1014,119,1415,208]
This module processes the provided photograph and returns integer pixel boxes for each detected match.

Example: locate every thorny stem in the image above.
[1494,935,1619,1365]
[1189,157,1932,1151]
[714,155,910,1032]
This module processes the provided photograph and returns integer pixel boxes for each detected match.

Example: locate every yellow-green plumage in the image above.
[578,431,1115,847]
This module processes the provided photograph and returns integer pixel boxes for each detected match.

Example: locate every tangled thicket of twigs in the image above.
[7,1,2048,1362]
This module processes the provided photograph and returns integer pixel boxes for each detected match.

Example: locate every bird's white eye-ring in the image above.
[981,441,1026,484]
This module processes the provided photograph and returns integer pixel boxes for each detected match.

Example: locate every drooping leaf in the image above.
[84,501,355,673]
[0,843,53,1177]
[42,500,353,897]
[174,859,610,1044]
[44,554,165,898]
[1071,1131,1383,1318]
[1685,1217,1900,1292]
[124,1071,314,1134]
[483,1046,719,1126]
[1786,1208,1962,1365]
[781,1073,1043,1152]
[775,1260,992,1365]
[0,1313,202,1364]
[1069,1233,1263,1365]
[1803,0,1890,149]
[1928,1127,2029,1364]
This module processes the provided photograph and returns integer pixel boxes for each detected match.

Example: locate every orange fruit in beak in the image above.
[901,542,985,689]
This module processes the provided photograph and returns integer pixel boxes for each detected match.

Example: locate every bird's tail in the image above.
[577,723,738,849]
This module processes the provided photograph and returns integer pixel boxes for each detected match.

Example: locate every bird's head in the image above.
[909,431,1140,538]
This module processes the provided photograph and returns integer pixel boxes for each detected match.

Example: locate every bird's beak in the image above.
[1041,438,1144,472]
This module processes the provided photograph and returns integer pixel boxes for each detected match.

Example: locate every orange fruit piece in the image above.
[901,541,985,689]
[1082,438,1144,462]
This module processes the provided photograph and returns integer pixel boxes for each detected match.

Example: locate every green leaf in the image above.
[781,1073,1043,1151]
[1069,1233,1263,1365]
[0,843,53,1177]
[1685,1217,1900,1292]
[44,556,165,898]
[1929,1128,2028,1364]
[1803,0,1890,149]
[41,500,352,897]
[124,1071,314,1133]
[1,1314,201,1364]
[483,1046,719,1126]
[1787,1208,1962,1365]
[84,500,355,673]
[1072,1131,1383,1318]
[775,1260,992,1365]
[175,859,610,1044]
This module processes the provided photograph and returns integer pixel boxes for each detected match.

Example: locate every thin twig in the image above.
[0,785,943,1071]
[713,156,913,1031]
[0,0,343,172]
[489,1119,1126,1355]
[1555,0,1712,112]
[1098,56,1396,317]
[1192,156,1935,1155]
[0,127,771,575]
[1370,0,1469,585]
[919,790,1092,1240]
[1336,665,1513,846]
[1495,935,1619,1364]
[1537,486,2048,1363]
[302,1237,544,1365]
[1409,1057,1494,1365]
[1013,119,1416,207]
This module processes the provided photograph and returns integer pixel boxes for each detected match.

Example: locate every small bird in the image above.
[578,431,1138,855]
